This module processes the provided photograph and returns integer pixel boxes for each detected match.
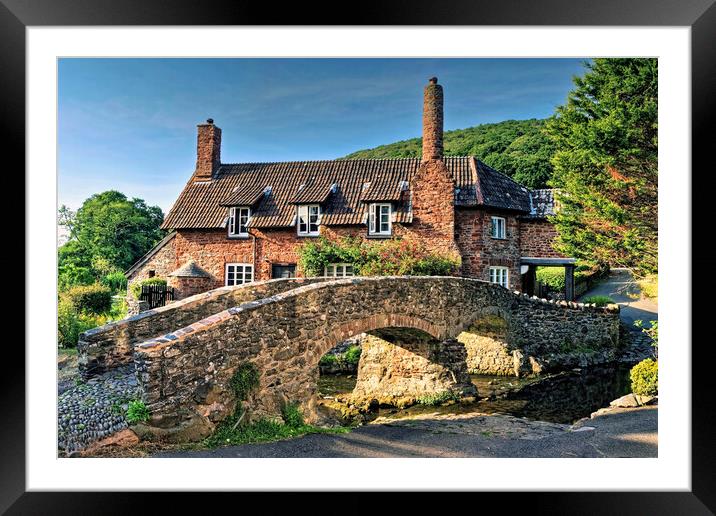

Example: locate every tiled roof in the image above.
[168,260,211,278]
[290,178,336,204]
[474,160,532,212]
[524,188,558,219]
[219,183,268,207]
[161,157,534,230]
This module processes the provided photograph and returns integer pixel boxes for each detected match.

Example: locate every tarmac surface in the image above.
[153,404,657,458]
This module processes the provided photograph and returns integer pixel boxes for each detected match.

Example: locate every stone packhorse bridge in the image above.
[79,276,620,440]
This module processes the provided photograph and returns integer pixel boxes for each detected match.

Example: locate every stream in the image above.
[318,364,633,425]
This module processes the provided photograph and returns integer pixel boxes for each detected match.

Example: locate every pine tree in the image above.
[546,58,658,275]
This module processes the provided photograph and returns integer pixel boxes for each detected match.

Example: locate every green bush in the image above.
[630,358,658,396]
[344,345,362,365]
[58,295,119,348]
[581,295,615,307]
[102,270,127,293]
[58,299,83,348]
[63,283,112,314]
[536,266,591,292]
[126,400,151,424]
[281,402,304,429]
[536,267,566,290]
[319,354,338,366]
[129,277,167,299]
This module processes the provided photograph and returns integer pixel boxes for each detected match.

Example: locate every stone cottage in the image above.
[126,77,574,299]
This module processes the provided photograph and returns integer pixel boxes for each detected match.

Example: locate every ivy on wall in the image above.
[297,236,461,277]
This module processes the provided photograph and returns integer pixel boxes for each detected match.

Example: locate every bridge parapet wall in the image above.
[130,276,620,432]
[78,277,326,378]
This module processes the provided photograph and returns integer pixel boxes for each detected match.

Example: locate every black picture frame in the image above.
[5,0,714,512]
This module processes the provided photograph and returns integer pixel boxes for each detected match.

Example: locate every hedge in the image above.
[63,284,112,314]
[58,298,109,348]
[130,277,167,299]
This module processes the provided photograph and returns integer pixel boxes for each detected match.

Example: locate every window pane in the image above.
[345,265,354,276]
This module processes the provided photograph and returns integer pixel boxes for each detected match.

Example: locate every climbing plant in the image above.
[298,236,461,277]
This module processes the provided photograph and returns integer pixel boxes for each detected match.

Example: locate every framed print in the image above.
[5,0,715,512]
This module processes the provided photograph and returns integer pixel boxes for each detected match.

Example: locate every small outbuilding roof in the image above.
[167,260,211,278]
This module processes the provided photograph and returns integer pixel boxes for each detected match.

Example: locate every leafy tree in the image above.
[343,119,555,189]
[58,191,165,287]
[545,59,658,275]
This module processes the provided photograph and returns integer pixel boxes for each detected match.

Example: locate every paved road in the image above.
[154,405,657,458]
[579,268,658,325]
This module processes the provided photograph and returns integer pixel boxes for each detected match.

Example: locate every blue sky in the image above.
[58,58,588,213]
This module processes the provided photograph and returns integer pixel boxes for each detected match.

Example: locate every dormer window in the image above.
[228,207,251,237]
[368,203,392,236]
[297,204,320,236]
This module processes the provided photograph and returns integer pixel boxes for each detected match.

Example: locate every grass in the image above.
[637,274,658,299]
[203,403,350,448]
[581,295,615,307]
[415,390,461,406]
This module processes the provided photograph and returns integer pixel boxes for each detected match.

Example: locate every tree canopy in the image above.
[343,119,555,189]
[545,58,658,275]
[58,190,165,289]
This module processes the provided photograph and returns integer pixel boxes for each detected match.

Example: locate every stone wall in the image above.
[77,277,326,378]
[455,209,522,290]
[353,333,475,406]
[126,233,177,284]
[130,276,620,437]
[457,314,515,376]
[168,275,213,300]
[519,219,563,258]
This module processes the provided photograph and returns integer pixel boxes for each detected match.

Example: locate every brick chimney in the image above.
[412,77,459,259]
[422,77,443,161]
[194,118,221,181]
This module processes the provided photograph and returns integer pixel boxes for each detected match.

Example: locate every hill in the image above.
[342,119,554,189]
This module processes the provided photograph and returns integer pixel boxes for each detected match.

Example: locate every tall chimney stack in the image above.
[194,118,221,181]
[422,77,443,161]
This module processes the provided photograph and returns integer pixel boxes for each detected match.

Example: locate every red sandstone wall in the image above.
[519,219,564,258]
[455,209,522,291]
[174,229,254,287]
[410,160,459,256]
[134,212,562,295]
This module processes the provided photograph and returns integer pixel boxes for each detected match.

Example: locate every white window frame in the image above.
[324,263,355,278]
[228,206,251,237]
[297,204,321,236]
[368,203,392,236]
[489,266,509,288]
[491,216,506,239]
[225,263,254,286]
